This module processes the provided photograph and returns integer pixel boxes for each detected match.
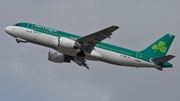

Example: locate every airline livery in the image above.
[5,22,175,71]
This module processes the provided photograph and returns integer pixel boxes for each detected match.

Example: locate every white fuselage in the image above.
[5,26,160,68]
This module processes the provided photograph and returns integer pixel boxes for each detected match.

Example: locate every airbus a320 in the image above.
[5,22,175,71]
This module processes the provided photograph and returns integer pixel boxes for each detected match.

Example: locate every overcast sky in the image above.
[0,0,180,101]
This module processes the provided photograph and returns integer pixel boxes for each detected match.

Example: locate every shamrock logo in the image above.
[152,41,167,53]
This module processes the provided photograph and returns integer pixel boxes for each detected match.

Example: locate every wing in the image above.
[76,26,119,53]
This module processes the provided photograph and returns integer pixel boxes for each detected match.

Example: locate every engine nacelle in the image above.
[53,37,81,49]
[48,51,70,63]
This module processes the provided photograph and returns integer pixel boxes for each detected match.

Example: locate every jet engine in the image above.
[53,37,81,49]
[48,51,70,63]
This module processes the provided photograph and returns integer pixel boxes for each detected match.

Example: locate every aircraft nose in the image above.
[5,26,16,37]
[5,26,11,34]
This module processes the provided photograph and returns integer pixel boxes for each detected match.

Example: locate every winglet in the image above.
[101,26,119,38]
[119,25,124,29]
[105,26,119,32]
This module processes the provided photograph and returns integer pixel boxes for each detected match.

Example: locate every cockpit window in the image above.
[15,23,21,26]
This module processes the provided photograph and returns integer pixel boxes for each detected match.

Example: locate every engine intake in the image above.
[48,51,70,63]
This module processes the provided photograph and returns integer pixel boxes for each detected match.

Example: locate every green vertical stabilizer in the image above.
[141,34,175,58]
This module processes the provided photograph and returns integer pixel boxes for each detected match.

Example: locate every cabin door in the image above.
[26,23,33,33]
[135,52,142,62]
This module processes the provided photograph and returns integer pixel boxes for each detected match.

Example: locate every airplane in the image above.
[5,22,175,71]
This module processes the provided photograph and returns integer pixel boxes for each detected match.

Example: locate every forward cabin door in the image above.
[26,23,38,41]
[26,23,33,33]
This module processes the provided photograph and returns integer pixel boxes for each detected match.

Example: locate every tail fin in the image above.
[141,34,175,58]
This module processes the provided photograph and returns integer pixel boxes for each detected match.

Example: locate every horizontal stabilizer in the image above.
[152,55,175,63]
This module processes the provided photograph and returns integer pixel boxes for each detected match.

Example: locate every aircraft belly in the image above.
[95,48,158,68]
[18,28,34,40]
[85,50,102,60]
[32,33,56,48]
[56,48,80,56]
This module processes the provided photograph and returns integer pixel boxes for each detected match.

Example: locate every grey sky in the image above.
[0,0,179,101]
